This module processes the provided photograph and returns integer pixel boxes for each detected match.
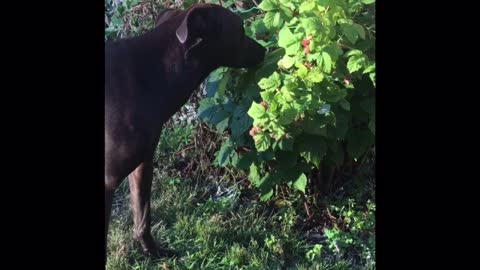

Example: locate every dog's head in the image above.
[174,4,266,68]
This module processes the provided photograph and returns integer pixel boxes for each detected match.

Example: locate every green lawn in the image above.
[106,123,375,270]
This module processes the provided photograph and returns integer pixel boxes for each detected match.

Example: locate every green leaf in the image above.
[249,163,261,183]
[363,63,375,74]
[215,139,234,167]
[258,72,281,91]
[260,188,274,201]
[293,173,307,193]
[260,90,276,104]
[272,12,282,28]
[302,114,328,136]
[216,117,229,133]
[347,54,367,73]
[278,55,296,69]
[234,151,257,170]
[278,105,297,125]
[346,49,363,57]
[255,132,272,152]
[353,23,366,40]
[319,84,347,103]
[343,24,359,44]
[198,98,219,122]
[296,134,327,168]
[318,0,330,7]
[263,12,277,29]
[248,101,268,120]
[278,26,298,52]
[299,0,315,13]
[307,68,324,83]
[258,0,277,11]
[231,105,252,139]
[301,17,322,35]
[215,71,230,97]
[210,110,229,125]
[321,51,333,73]
[362,0,375,4]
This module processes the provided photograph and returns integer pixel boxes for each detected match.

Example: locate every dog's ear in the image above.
[176,6,210,44]
[155,9,181,27]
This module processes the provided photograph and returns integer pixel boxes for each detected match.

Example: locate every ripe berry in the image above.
[302,39,310,47]
[260,101,268,110]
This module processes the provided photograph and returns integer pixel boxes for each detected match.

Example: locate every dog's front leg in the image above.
[128,158,157,255]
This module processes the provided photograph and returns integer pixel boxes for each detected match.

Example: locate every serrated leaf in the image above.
[278,55,295,69]
[198,98,219,122]
[255,132,272,152]
[258,0,277,11]
[260,188,274,201]
[297,134,327,168]
[205,80,220,97]
[363,63,376,74]
[260,90,276,103]
[248,102,268,121]
[210,110,229,125]
[231,112,252,139]
[347,54,367,73]
[278,105,297,125]
[307,68,324,83]
[319,84,347,103]
[216,117,229,133]
[318,0,330,6]
[258,72,281,91]
[234,151,257,170]
[301,17,322,35]
[299,0,315,12]
[353,23,366,40]
[215,139,234,167]
[249,163,260,183]
[321,51,332,73]
[263,12,276,29]
[293,173,307,193]
[343,24,359,44]
[307,52,321,62]
[278,26,298,51]
[302,114,328,136]
[346,49,363,57]
[273,12,282,28]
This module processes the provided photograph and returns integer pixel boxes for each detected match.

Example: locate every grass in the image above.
[107,123,375,270]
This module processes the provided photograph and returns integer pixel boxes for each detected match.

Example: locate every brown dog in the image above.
[105,3,265,259]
